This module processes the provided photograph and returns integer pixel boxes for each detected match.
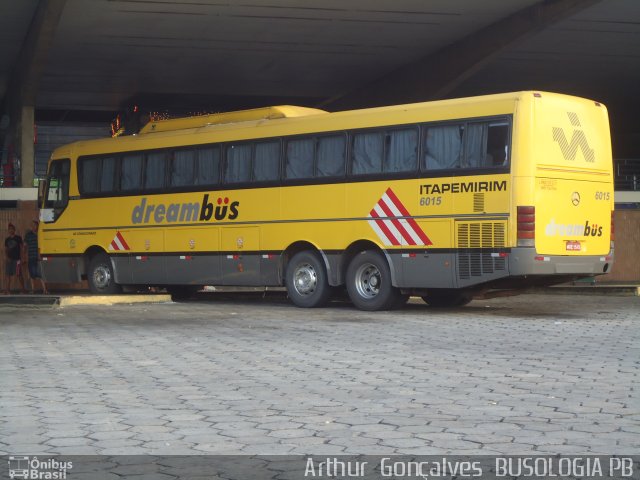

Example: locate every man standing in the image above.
[3,223,25,294]
[24,220,48,294]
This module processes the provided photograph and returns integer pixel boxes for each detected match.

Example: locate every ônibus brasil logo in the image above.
[368,188,432,246]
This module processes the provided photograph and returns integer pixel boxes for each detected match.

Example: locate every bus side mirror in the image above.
[37,178,47,207]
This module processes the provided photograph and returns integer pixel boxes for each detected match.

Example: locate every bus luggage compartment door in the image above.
[221,226,261,285]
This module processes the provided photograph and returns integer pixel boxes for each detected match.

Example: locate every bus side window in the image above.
[253,140,280,182]
[100,156,117,193]
[487,122,510,166]
[80,157,101,194]
[385,128,417,173]
[144,151,167,189]
[352,131,383,175]
[464,123,489,168]
[422,125,463,170]
[464,121,510,168]
[196,146,220,186]
[316,135,345,178]
[171,149,195,187]
[225,144,252,183]
[286,138,314,180]
[121,153,143,191]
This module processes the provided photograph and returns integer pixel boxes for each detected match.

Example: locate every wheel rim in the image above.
[354,262,381,299]
[93,264,112,289]
[293,263,317,296]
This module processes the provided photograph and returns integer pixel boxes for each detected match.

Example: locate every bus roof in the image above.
[49,91,604,160]
[138,105,328,134]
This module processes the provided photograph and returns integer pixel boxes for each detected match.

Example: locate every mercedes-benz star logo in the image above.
[571,192,581,206]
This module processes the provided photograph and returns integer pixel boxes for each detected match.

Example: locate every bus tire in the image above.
[346,250,401,311]
[285,251,331,308]
[422,291,472,308]
[88,253,122,294]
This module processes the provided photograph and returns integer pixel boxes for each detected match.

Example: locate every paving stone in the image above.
[88,430,135,441]
[46,436,90,447]
[4,443,54,454]
[267,428,316,439]
[379,437,429,448]
[91,438,143,449]
[0,293,637,456]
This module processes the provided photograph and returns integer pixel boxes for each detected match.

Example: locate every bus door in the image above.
[221,226,261,285]
[40,159,79,283]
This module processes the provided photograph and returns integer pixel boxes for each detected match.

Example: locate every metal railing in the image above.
[615,158,640,191]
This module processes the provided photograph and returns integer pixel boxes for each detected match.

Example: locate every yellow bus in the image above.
[39,91,614,310]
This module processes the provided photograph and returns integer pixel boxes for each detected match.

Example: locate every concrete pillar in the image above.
[17,105,35,187]
[2,0,67,188]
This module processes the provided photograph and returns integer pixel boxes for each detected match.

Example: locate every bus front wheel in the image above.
[285,251,331,308]
[346,250,401,311]
[88,253,122,294]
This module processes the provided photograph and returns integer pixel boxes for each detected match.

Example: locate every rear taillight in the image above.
[517,206,535,247]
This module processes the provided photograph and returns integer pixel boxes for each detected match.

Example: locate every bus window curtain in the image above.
[352,132,383,175]
[226,144,251,183]
[253,141,280,181]
[145,152,167,189]
[464,123,488,168]
[81,158,100,193]
[286,139,314,179]
[385,129,417,173]
[100,157,116,192]
[317,136,345,177]
[121,154,143,190]
[423,126,462,170]
[197,147,220,185]
[172,150,195,187]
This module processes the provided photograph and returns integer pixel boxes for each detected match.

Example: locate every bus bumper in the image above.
[509,247,614,276]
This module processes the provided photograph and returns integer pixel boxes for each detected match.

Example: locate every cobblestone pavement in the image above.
[0,293,638,456]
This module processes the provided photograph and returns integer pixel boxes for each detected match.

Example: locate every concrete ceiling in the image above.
[1,0,639,135]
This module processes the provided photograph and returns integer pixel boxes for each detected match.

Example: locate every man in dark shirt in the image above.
[4,223,25,294]
[24,220,48,294]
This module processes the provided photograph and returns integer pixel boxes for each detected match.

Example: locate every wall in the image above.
[598,209,640,283]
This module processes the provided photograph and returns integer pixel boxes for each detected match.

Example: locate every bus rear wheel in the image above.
[346,250,402,311]
[285,251,331,308]
[88,253,122,294]
[422,291,472,308]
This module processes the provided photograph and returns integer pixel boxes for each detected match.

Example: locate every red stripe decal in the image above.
[370,210,400,246]
[376,198,416,246]
[385,188,433,246]
[385,188,411,216]
[116,231,130,250]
